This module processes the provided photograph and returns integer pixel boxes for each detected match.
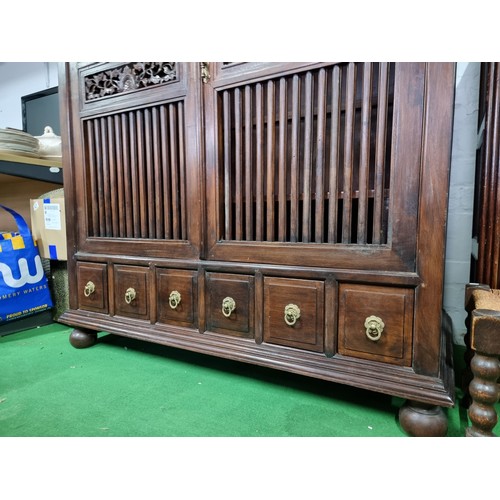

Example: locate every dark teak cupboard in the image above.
[58,62,456,436]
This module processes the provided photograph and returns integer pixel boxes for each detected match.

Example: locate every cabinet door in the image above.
[203,62,429,273]
[76,262,108,313]
[113,265,150,320]
[61,62,203,260]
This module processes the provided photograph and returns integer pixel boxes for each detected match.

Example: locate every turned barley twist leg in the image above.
[466,351,500,437]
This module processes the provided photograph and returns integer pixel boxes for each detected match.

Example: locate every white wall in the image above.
[0,62,59,129]
[443,62,481,345]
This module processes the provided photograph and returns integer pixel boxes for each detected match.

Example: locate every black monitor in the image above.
[21,86,60,136]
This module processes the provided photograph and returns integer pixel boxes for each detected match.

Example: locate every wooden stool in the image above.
[464,284,500,437]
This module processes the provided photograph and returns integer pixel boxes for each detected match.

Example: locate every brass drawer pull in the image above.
[364,315,385,341]
[125,287,137,304]
[284,303,301,326]
[222,297,236,318]
[169,290,181,309]
[84,281,95,297]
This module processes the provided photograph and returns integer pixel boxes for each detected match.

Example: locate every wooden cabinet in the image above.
[58,62,456,436]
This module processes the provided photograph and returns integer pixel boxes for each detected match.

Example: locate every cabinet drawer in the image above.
[157,269,198,328]
[76,262,108,313]
[263,277,324,352]
[206,272,254,338]
[338,284,414,366]
[113,265,150,320]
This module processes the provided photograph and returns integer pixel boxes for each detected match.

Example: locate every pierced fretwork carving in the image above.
[85,62,177,101]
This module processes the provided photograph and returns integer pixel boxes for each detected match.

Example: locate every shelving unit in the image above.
[0,151,63,336]
[0,151,63,184]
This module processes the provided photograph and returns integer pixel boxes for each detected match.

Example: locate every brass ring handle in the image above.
[364,315,385,342]
[84,281,95,297]
[125,287,137,304]
[222,297,236,318]
[169,290,181,309]
[284,304,301,326]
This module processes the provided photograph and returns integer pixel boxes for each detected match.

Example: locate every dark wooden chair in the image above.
[463,284,500,436]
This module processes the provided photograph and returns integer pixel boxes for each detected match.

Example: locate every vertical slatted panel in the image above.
[84,100,187,241]
[315,68,327,243]
[244,86,253,241]
[373,63,389,244]
[302,72,313,243]
[214,63,395,247]
[278,78,287,241]
[357,63,372,244]
[342,63,356,244]
[266,80,276,241]
[328,66,341,243]
[234,88,243,241]
[290,75,301,243]
[255,83,264,241]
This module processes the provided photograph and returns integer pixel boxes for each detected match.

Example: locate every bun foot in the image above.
[69,328,98,349]
[398,400,448,437]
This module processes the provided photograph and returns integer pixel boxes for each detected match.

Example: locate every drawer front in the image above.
[113,265,150,320]
[263,277,324,352]
[157,269,198,327]
[206,272,254,338]
[76,262,108,313]
[338,284,414,366]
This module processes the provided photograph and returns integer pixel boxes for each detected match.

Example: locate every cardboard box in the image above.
[30,197,67,260]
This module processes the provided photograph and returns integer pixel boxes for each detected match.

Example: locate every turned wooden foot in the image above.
[466,351,500,437]
[69,328,98,349]
[398,400,448,437]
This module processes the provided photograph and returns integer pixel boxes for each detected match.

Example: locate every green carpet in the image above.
[0,321,496,437]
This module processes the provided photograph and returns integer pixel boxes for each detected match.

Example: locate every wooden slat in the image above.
[160,104,172,239]
[223,90,232,240]
[100,117,112,237]
[86,120,99,236]
[342,63,356,244]
[244,85,253,241]
[266,80,276,241]
[114,114,126,238]
[255,83,264,241]
[302,71,313,243]
[328,65,341,243]
[357,63,372,244]
[278,77,287,242]
[373,63,389,244]
[290,74,301,243]
[315,68,327,243]
[94,118,106,235]
[144,108,156,239]
[107,115,119,237]
[234,88,243,241]
[136,109,148,238]
[121,113,133,238]
[151,107,163,239]
[169,103,180,240]
[177,101,187,240]
[129,111,140,238]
